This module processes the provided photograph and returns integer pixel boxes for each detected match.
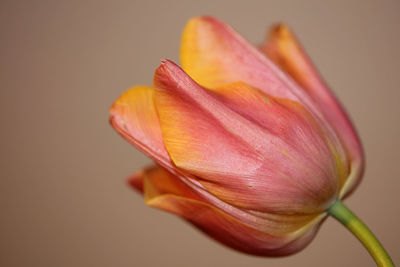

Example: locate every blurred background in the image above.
[1,0,399,266]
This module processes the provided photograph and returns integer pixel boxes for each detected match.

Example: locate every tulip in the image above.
[110,17,393,265]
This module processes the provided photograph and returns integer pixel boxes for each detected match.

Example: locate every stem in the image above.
[328,200,394,267]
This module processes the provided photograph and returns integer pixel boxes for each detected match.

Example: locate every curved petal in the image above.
[211,81,338,185]
[180,16,294,100]
[129,165,325,256]
[153,60,338,214]
[180,17,349,193]
[209,81,342,206]
[150,194,323,256]
[130,165,322,234]
[153,60,264,183]
[109,86,171,167]
[260,24,364,197]
[131,165,201,201]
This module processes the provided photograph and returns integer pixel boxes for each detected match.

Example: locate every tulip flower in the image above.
[110,17,393,266]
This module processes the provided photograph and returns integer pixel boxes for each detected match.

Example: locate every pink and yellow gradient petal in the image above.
[128,165,200,201]
[109,86,171,166]
[180,16,360,197]
[180,16,294,100]
[129,165,325,256]
[209,82,341,208]
[180,17,348,177]
[260,24,364,197]
[153,60,337,214]
[153,60,263,182]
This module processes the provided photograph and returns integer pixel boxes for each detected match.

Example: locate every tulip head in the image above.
[110,16,364,256]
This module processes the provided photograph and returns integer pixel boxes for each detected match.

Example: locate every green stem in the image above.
[328,200,394,267]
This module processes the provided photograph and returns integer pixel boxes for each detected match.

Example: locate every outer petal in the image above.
[181,16,294,100]
[260,25,364,197]
[153,60,338,214]
[211,81,345,193]
[180,16,349,191]
[153,60,264,183]
[109,86,171,167]
[129,165,325,256]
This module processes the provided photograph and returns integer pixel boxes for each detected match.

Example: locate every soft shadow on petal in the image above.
[149,194,323,256]
[261,24,364,197]
[131,165,200,201]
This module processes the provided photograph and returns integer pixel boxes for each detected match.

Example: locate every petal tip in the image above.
[267,23,294,43]
[158,59,178,72]
[154,59,184,89]
[160,58,169,64]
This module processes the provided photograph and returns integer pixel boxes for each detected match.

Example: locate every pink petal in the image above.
[153,60,263,184]
[260,24,364,197]
[180,17,349,193]
[129,165,325,256]
[150,193,323,256]
[153,60,338,214]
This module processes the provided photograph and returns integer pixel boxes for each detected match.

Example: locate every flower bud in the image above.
[110,16,364,256]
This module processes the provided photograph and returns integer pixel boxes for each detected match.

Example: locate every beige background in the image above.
[1,0,399,266]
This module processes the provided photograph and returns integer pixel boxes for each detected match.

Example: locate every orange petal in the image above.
[128,169,144,193]
[180,16,294,100]
[261,24,364,197]
[109,86,171,167]
[149,194,323,256]
[127,165,194,198]
[180,16,326,111]
[129,165,325,256]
